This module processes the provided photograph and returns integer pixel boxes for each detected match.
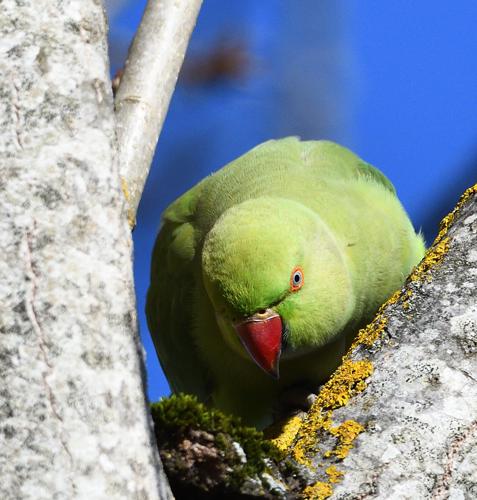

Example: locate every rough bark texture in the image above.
[151,186,477,499]
[115,0,202,222]
[284,184,477,499]
[0,1,172,498]
[327,186,477,498]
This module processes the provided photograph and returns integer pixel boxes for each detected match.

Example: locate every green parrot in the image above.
[147,138,425,428]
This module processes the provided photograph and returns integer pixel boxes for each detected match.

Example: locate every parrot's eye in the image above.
[290,267,304,292]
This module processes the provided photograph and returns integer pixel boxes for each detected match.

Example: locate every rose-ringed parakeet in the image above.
[147,138,425,428]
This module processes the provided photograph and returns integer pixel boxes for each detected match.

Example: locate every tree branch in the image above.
[326,184,477,498]
[114,0,203,225]
[0,1,172,498]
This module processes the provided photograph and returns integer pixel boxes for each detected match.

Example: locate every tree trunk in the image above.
[0,1,172,498]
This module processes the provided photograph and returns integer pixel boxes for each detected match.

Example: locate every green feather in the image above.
[147,138,425,428]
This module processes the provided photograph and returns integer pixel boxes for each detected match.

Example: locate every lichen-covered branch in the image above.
[115,0,202,224]
[0,1,172,498]
[325,184,477,499]
[151,185,477,499]
[275,184,477,498]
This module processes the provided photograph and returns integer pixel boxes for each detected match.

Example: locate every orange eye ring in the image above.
[290,266,304,292]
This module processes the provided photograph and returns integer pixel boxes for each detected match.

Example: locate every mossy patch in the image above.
[151,394,284,497]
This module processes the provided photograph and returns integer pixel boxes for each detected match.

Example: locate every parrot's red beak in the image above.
[234,310,282,378]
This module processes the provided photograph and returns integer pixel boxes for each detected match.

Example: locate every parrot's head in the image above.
[202,196,355,378]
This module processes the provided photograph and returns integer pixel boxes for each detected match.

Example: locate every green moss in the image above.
[151,394,283,493]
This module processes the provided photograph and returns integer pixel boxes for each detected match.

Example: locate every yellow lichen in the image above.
[292,359,372,465]
[269,414,303,452]
[317,360,373,409]
[401,289,414,311]
[325,420,365,459]
[120,177,136,229]
[292,411,331,466]
[435,183,477,242]
[409,183,477,283]
[325,465,344,484]
[302,481,333,500]
[353,288,404,348]
[120,176,130,202]
[409,236,449,282]
[354,315,388,348]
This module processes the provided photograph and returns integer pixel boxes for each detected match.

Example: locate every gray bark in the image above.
[0,1,172,499]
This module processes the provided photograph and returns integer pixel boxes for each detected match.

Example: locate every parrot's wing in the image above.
[146,180,212,400]
[297,139,397,195]
[354,158,396,194]
[251,137,396,195]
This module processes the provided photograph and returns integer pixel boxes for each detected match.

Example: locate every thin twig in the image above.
[114,0,202,226]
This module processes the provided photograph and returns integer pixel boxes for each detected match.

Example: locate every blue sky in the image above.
[108,1,477,402]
